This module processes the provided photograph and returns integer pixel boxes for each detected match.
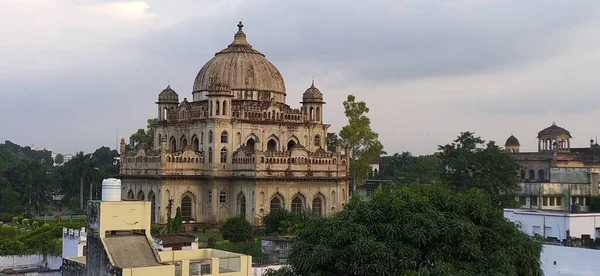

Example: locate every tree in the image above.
[397,154,442,184]
[339,95,383,187]
[129,118,159,150]
[69,152,96,210]
[54,154,64,165]
[167,206,183,234]
[590,196,600,212]
[220,217,253,243]
[326,132,339,152]
[270,184,542,276]
[438,132,521,207]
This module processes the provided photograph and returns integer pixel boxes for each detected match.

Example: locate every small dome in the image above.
[302,82,323,102]
[505,135,520,146]
[158,85,179,103]
[179,98,191,109]
[537,122,572,138]
[192,22,286,101]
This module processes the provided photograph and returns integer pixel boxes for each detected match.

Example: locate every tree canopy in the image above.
[438,131,521,207]
[268,184,542,276]
[339,95,383,186]
[326,132,339,152]
[129,118,158,149]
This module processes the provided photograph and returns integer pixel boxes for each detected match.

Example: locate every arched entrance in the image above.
[148,191,156,223]
[267,139,277,151]
[181,195,192,221]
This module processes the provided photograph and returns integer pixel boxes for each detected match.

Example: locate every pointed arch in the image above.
[237,192,247,218]
[220,147,228,163]
[180,135,188,150]
[221,131,229,144]
[222,100,228,116]
[216,100,220,115]
[287,135,299,150]
[137,190,145,201]
[314,134,321,147]
[192,134,199,152]
[269,192,284,213]
[312,193,325,216]
[291,193,306,213]
[148,191,156,223]
[127,189,134,200]
[267,135,279,152]
[208,147,213,163]
[169,136,177,152]
[236,132,242,145]
[209,130,214,143]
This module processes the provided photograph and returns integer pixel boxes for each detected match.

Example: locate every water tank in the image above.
[101,178,122,202]
[571,202,581,213]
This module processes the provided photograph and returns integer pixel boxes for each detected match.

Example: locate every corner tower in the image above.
[301,81,325,123]
[504,134,520,153]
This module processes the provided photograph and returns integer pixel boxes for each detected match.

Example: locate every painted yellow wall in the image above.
[99,201,152,238]
[123,265,175,276]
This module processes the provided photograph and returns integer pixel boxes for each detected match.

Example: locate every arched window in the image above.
[192,136,199,152]
[291,195,304,213]
[287,140,296,150]
[169,136,177,152]
[127,189,134,200]
[181,195,192,221]
[267,139,277,151]
[272,110,275,119]
[529,169,535,180]
[314,134,321,147]
[137,191,145,200]
[223,101,227,116]
[247,138,256,151]
[219,191,227,203]
[538,169,545,181]
[270,196,282,213]
[201,132,204,144]
[216,101,220,115]
[148,191,156,223]
[220,147,228,163]
[316,107,321,121]
[209,130,214,143]
[520,169,525,179]
[209,100,213,116]
[312,196,323,216]
[208,147,213,163]
[180,136,187,150]
[236,132,241,145]
[238,193,246,218]
[310,107,314,120]
[221,131,228,143]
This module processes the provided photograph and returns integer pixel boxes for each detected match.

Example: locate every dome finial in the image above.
[237,21,244,32]
[311,77,315,87]
[552,121,556,126]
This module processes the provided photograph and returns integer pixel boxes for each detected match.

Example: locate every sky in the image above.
[2,0,600,156]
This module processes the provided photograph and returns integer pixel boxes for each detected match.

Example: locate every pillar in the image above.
[211,257,220,275]
[181,260,190,276]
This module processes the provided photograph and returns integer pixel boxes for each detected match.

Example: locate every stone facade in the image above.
[118,22,351,225]
[506,123,600,212]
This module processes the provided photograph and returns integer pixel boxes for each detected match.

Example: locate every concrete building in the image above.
[153,235,199,251]
[62,178,252,276]
[118,22,351,226]
[504,208,600,240]
[506,123,600,212]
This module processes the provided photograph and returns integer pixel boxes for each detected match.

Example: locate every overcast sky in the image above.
[2,0,600,155]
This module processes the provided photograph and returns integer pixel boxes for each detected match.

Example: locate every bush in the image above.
[220,217,253,243]
[32,221,38,229]
[21,218,29,226]
[214,240,266,259]
[23,213,33,219]
[192,226,199,233]
[202,225,210,234]
[11,217,18,223]
[263,210,314,235]
[12,205,25,215]
[207,236,217,248]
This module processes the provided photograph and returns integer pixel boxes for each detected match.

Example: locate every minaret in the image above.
[156,85,179,121]
[301,80,325,123]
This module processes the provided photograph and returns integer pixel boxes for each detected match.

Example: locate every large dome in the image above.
[192,22,286,98]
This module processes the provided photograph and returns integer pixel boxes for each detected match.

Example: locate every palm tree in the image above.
[70,152,95,210]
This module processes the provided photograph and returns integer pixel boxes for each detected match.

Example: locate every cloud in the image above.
[2,0,600,156]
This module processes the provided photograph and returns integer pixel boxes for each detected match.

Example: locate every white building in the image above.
[504,209,600,240]
[62,227,86,258]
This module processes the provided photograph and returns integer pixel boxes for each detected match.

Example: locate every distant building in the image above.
[506,123,600,212]
[504,208,600,241]
[153,234,198,251]
[62,227,87,259]
[62,178,252,276]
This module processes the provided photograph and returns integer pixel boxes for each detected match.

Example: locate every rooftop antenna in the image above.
[311,76,315,86]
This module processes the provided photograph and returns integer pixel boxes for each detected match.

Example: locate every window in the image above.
[219,191,227,203]
[528,169,535,180]
[520,170,525,179]
[314,135,321,147]
[216,101,220,115]
[149,192,156,223]
[239,193,246,217]
[585,197,590,206]
[291,196,303,213]
[543,197,548,206]
[270,197,282,212]
[127,190,134,199]
[538,169,545,181]
[267,139,277,151]
[169,136,177,152]
[220,147,228,163]
[223,101,227,116]
[312,197,323,216]
[519,196,527,206]
[556,196,562,206]
[221,131,228,143]
[181,196,192,221]
[209,130,213,143]
[550,197,555,206]
[208,147,213,163]
[530,196,538,206]
[208,191,212,204]
[193,136,199,152]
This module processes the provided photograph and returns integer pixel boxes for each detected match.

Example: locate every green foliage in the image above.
[213,240,265,259]
[129,118,159,150]
[0,187,20,213]
[438,132,521,207]
[54,154,64,165]
[21,218,29,226]
[207,236,217,248]
[220,217,253,243]
[167,206,183,234]
[379,153,443,184]
[263,210,315,236]
[590,196,600,212]
[281,184,542,276]
[0,220,84,255]
[12,217,18,223]
[326,132,340,152]
[151,224,164,235]
[32,221,38,229]
[339,95,383,186]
